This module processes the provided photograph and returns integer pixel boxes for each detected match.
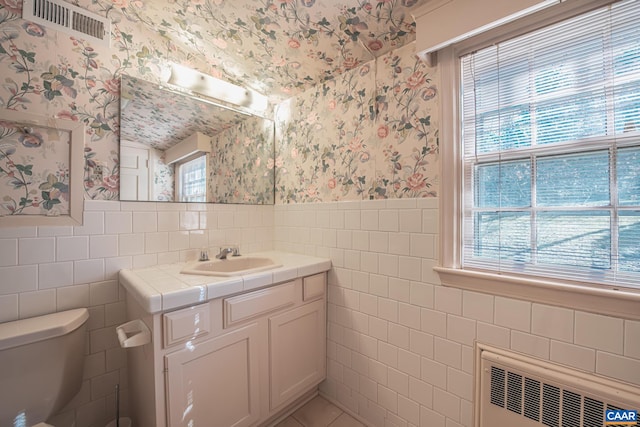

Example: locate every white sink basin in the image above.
[180,256,282,277]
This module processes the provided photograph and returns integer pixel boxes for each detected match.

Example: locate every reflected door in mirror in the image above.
[120,144,150,201]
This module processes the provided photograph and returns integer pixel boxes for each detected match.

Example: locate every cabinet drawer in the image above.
[303,273,326,302]
[224,281,297,328]
[163,303,210,347]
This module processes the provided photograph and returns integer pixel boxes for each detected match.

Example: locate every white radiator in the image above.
[476,344,640,427]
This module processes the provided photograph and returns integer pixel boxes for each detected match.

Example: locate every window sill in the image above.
[433,266,640,320]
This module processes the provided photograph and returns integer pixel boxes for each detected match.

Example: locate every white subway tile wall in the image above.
[0,200,274,427]
[274,200,640,427]
[2,198,639,427]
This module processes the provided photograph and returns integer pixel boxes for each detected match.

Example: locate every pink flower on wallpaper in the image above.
[406,71,425,89]
[212,38,228,49]
[19,132,43,148]
[272,56,287,67]
[267,158,275,170]
[307,185,317,197]
[349,138,363,152]
[368,40,384,51]
[103,79,120,95]
[406,172,426,190]
[328,178,336,189]
[306,112,319,124]
[255,158,261,167]
[275,156,284,168]
[291,148,298,159]
[288,39,301,49]
[22,22,45,37]
[0,0,22,14]
[363,3,373,11]
[328,99,337,110]
[343,57,359,70]
[102,175,119,191]
[421,86,437,101]
[377,125,389,138]
[111,0,128,8]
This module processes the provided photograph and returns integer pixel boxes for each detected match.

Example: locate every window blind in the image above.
[178,155,207,202]
[460,0,640,288]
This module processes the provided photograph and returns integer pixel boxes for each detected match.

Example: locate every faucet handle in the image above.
[232,246,240,256]
[199,248,209,261]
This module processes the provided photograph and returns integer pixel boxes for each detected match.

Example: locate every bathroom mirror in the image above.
[119,75,275,204]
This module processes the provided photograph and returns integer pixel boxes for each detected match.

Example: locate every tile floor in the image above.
[275,395,366,427]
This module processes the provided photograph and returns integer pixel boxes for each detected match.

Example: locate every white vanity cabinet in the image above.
[165,323,262,427]
[125,272,327,427]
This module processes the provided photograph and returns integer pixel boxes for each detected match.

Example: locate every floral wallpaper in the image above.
[0,0,438,205]
[0,119,71,215]
[85,0,431,100]
[275,41,438,203]
[209,115,275,204]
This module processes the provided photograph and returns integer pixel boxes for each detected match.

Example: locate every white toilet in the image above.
[0,308,89,427]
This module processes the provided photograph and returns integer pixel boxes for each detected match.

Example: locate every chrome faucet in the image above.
[215,246,239,260]
[199,248,209,261]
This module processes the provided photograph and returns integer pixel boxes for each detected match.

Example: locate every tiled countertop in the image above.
[119,251,332,313]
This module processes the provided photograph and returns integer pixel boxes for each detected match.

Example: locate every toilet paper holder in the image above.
[116,319,151,348]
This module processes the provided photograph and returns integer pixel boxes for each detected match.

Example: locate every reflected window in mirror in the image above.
[176,155,207,202]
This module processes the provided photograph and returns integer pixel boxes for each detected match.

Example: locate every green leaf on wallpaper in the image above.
[419,116,431,125]
[16,164,32,176]
[404,123,414,130]
[0,44,6,54]
[39,173,58,190]
[19,197,32,207]
[121,32,133,43]
[18,50,35,63]
[136,46,151,58]
[54,181,68,192]
[56,75,73,87]
[11,179,25,189]
[42,192,61,210]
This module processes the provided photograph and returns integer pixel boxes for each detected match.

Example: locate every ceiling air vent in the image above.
[22,0,110,47]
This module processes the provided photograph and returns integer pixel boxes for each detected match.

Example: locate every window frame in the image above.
[436,0,640,320]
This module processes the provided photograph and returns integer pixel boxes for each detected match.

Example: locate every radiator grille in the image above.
[489,365,640,427]
[23,0,110,46]
[480,345,640,427]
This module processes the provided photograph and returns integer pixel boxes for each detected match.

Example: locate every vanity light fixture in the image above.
[167,63,268,114]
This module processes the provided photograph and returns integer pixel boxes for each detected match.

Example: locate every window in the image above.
[176,155,207,202]
[460,0,640,288]
[437,0,640,317]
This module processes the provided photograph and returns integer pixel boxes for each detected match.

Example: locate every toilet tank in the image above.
[0,308,89,427]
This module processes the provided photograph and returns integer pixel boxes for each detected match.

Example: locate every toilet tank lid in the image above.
[0,308,89,351]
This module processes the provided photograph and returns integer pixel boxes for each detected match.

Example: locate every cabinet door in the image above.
[269,299,326,410]
[165,323,260,427]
